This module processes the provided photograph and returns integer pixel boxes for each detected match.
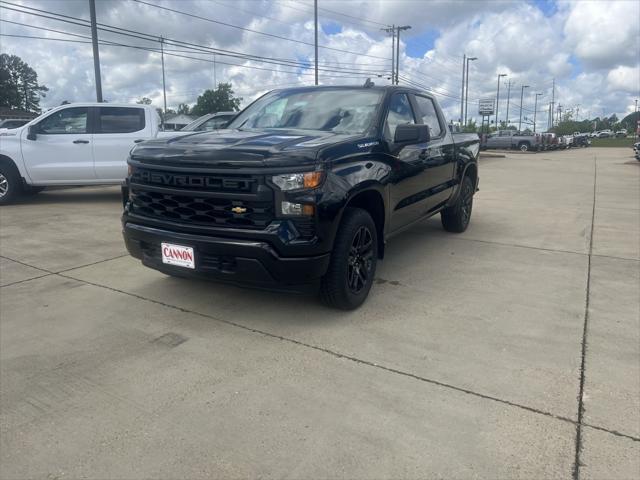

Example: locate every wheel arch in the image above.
[344,188,386,259]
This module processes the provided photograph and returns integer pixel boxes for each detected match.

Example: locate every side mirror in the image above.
[26,125,37,141]
[394,124,430,144]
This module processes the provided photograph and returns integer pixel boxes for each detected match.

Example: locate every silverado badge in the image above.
[231,206,247,214]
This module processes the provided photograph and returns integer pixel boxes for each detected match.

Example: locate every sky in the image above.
[1,0,638,131]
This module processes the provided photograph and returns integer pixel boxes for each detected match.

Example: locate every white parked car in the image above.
[0,103,194,204]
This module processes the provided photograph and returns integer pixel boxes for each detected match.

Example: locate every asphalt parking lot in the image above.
[1,147,638,479]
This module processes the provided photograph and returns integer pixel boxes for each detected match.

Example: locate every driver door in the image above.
[386,92,431,232]
[21,106,95,183]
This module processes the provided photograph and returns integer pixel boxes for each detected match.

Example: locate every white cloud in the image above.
[564,0,640,69]
[607,65,640,93]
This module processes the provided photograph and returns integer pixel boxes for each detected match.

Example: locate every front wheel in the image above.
[0,164,21,205]
[441,176,474,233]
[321,208,377,310]
[518,142,530,152]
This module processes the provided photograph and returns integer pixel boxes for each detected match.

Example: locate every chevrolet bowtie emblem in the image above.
[231,206,247,214]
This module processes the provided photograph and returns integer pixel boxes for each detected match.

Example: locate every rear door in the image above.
[411,94,457,212]
[93,106,148,181]
[20,106,95,183]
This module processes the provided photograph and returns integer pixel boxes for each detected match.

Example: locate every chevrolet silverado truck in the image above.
[122,85,480,309]
[0,103,198,204]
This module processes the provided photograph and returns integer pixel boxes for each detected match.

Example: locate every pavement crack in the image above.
[573,154,597,480]
[58,272,583,430]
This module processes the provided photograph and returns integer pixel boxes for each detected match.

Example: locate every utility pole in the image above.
[314,0,318,85]
[550,77,555,127]
[463,56,477,126]
[558,104,562,125]
[382,25,395,85]
[518,84,529,132]
[533,93,542,133]
[395,25,411,85]
[460,54,466,123]
[575,104,580,121]
[160,37,167,128]
[505,79,512,127]
[495,73,507,130]
[89,0,103,102]
[213,53,217,89]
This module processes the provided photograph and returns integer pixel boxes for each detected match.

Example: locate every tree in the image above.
[177,103,190,115]
[0,53,48,112]
[60,100,71,105]
[191,83,242,116]
[136,97,152,105]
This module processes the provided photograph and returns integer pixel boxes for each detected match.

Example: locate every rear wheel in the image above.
[441,176,474,233]
[518,142,530,152]
[321,208,377,310]
[0,163,21,205]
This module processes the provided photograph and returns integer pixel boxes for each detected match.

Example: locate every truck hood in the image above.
[133,129,367,168]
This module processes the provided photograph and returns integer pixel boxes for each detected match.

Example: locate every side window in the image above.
[98,107,145,134]
[384,93,416,140]
[38,107,88,134]
[414,95,442,137]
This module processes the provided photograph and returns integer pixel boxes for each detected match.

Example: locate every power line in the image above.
[290,0,389,28]
[0,4,389,77]
[130,0,389,60]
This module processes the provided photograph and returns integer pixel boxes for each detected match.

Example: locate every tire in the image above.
[0,163,22,205]
[518,142,530,152]
[321,207,377,310]
[441,175,474,233]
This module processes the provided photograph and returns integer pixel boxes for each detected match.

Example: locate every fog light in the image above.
[281,201,314,216]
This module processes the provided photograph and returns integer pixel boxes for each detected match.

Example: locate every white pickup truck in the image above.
[0,102,188,204]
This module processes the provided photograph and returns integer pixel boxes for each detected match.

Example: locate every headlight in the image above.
[272,172,323,191]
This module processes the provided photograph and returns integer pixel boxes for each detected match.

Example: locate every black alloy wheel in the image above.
[347,225,374,294]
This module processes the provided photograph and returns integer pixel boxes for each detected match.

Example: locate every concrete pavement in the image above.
[1,147,638,479]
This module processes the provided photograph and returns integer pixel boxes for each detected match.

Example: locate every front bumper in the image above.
[123,222,331,292]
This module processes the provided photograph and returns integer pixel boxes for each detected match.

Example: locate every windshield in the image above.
[228,88,383,134]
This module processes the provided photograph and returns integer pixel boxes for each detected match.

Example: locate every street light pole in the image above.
[518,84,529,132]
[533,93,542,133]
[495,73,507,130]
[505,80,512,126]
[464,56,477,126]
[395,25,411,85]
[160,37,167,127]
[460,54,466,123]
[314,0,318,85]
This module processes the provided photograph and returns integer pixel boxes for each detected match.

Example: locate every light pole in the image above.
[518,84,529,132]
[505,79,512,126]
[464,56,477,126]
[533,93,542,133]
[395,25,411,85]
[460,54,465,123]
[495,73,507,130]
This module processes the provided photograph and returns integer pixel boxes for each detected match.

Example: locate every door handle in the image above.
[133,139,145,143]
[73,139,89,144]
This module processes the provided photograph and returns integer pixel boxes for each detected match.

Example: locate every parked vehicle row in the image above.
[634,141,640,161]
[481,130,591,152]
[588,129,627,138]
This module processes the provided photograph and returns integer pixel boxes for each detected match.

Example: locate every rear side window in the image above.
[385,93,416,140]
[414,95,442,138]
[38,107,88,134]
[98,107,145,133]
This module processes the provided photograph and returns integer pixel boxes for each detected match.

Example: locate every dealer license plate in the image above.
[161,243,195,269]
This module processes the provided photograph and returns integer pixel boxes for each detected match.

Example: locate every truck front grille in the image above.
[129,188,274,229]
[131,167,256,193]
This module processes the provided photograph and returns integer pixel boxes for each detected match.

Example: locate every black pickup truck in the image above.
[122,85,479,309]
